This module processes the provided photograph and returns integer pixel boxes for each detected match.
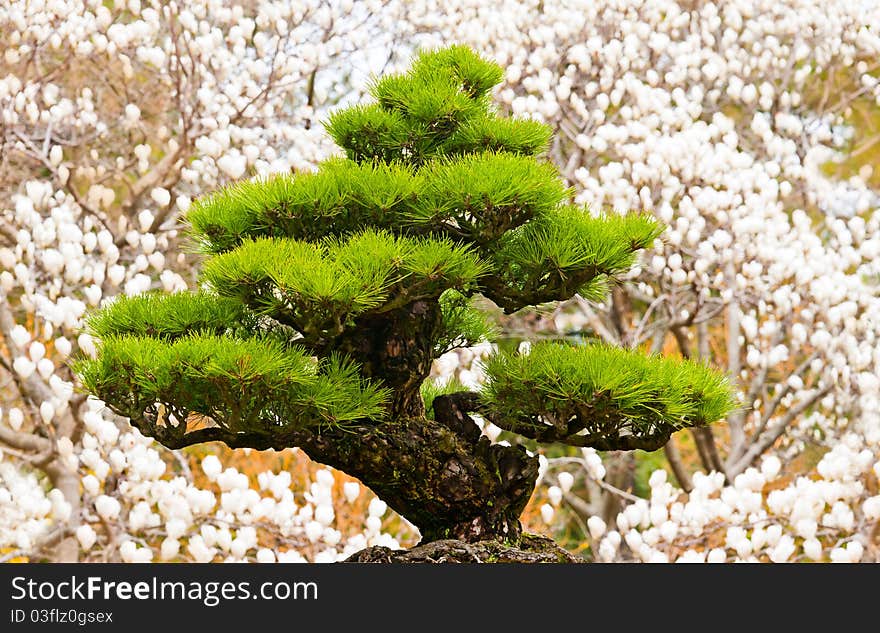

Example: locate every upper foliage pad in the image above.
[185,159,420,253]
[200,229,486,342]
[326,44,548,165]
[440,115,552,156]
[407,152,568,245]
[409,45,505,99]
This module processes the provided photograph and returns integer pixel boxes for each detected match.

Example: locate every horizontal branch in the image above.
[431,391,482,444]
[439,390,674,451]
[128,413,281,451]
[0,424,52,453]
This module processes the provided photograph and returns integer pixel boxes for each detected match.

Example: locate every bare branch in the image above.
[572,293,619,344]
[664,436,693,492]
[750,349,820,444]
[728,384,833,476]
[0,424,52,453]
[630,293,667,350]
[11,130,115,237]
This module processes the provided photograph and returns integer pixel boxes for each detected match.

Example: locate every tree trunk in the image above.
[328,299,443,420]
[281,300,542,543]
[345,533,579,563]
[290,415,539,543]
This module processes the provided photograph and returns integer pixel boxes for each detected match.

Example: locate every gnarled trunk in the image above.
[327,299,442,420]
[311,300,540,542]
[290,414,538,543]
[136,401,540,544]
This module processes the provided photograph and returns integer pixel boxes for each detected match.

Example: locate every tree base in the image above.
[344,533,581,563]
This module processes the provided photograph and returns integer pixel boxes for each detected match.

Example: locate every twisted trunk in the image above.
[292,417,538,543]
[141,406,539,543]
[320,299,540,542]
[327,299,442,420]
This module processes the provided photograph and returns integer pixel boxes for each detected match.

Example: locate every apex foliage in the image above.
[75,44,735,546]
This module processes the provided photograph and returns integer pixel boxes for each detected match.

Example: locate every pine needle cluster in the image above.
[481,342,735,445]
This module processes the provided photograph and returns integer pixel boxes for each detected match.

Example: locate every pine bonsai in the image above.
[74,45,735,560]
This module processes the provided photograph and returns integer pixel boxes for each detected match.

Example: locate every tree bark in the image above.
[291,416,539,543]
[137,396,538,543]
[344,533,579,563]
[136,413,540,544]
[327,300,443,419]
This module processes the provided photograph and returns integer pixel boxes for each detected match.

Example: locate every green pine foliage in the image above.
[85,291,251,339]
[201,230,486,341]
[481,342,736,443]
[440,115,553,156]
[409,45,504,98]
[76,44,735,453]
[407,152,568,245]
[186,158,422,253]
[75,334,388,429]
[327,45,506,164]
[434,290,498,355]
[484,208,665,310]
[324,104,410,163]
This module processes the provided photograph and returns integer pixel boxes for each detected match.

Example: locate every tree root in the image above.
[344,533,581,563]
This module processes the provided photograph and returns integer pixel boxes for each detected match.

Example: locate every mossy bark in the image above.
[326,299,442,420]
[138,409,540,543]
[289,416,538,543]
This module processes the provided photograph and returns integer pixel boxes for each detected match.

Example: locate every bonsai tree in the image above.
[75,45,734,561]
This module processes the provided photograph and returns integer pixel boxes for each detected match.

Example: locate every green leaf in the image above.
[409,151,568,244]
[481,208,664,312]
[421,376,468,420]
[200,230,487,339]
[325,104,410,163]
[442,115,553,156]
[410,44,504,99]
[185,158,423,252]
[434,290,498,355]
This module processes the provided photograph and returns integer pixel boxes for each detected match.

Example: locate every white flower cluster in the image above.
[431,341,496,391]
[530,440,879,562]
[1,397,412,562]
[398,0,880,561]
[0,459,71,552]
[583,438,879,563]
[0,0,408,562]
